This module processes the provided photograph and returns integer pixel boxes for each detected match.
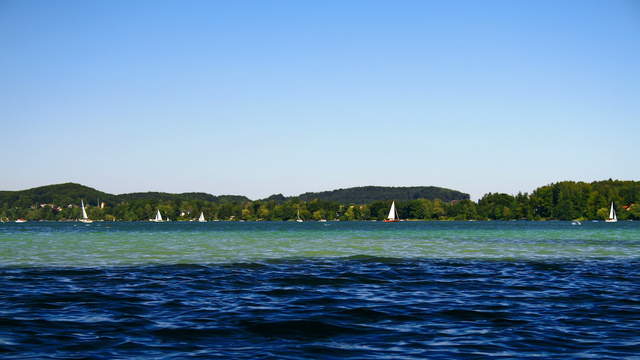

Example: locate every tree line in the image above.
[1,180,639,221]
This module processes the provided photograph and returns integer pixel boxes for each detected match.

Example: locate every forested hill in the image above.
[0,183,249,207]
[0,183,117,207]
[296,186,469,204]
[0,183,468,207]
[1,180,639,221]
[116,192,249,203]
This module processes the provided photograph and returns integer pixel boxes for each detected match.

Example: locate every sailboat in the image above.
[605,202,617,223]
[384,201,400,222]
[150,209,163,222]
[198,212,206,223]
[296,208,303,223]
[79,200,93,223]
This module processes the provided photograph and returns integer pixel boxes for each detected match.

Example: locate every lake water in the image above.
[1,221,638,358]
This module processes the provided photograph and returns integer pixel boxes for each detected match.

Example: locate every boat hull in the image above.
[383,219,400,222]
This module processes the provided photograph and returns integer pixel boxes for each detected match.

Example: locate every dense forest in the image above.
[1,180,639,221]
[296,186,469,203]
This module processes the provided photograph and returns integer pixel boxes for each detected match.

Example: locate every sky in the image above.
[1,0,639,200]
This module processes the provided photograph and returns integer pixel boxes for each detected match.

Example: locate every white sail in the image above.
[609,203,616,220]
[155,209,163,222]
[81,200,88,219]
[387,201,397,220]
[198,212,206,222]
[296,208,303,222]
[606,202,617,222]
[79,200,93,223]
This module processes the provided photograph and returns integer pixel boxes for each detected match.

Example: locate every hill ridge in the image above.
[294,185,469,204]
[0,183,469,205]
[0,183,250,205]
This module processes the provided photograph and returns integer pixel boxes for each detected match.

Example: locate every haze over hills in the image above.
[0,183,468,207]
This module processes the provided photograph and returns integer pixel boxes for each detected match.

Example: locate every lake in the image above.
[1,221,638,358]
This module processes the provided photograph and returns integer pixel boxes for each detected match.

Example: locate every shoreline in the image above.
[1,219,633,223]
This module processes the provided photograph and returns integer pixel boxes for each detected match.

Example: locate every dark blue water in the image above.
[1,258,639,359]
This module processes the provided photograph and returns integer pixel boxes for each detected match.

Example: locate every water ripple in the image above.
[0,259,638,359]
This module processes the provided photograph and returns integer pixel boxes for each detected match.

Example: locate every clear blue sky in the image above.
[1,0,638,200]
